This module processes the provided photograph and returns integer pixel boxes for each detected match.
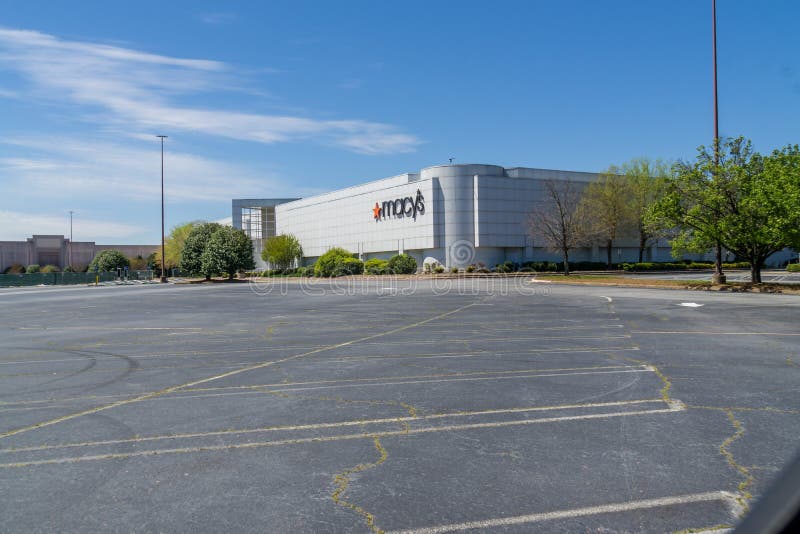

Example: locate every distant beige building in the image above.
[0,235,158,271]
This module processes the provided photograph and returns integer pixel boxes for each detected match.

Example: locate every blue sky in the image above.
[1,0,798,244]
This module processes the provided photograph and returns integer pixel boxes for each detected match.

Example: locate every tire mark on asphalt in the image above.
[0,301,479,440]
[0,351,96,398]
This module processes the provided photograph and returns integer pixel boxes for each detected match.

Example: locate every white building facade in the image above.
[233,163,794,270]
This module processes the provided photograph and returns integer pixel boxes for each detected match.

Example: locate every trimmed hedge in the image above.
[495,261,516,273]
[364,258,389,275]
[622,261,750,271]
[335,257,364,276]
[522,261,560,272]
[314,247,354,277]
[787,263,800,273]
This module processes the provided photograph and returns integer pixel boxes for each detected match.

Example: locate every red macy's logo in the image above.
[373,189,425,221]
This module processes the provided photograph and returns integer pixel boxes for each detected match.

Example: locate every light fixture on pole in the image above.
[157,135,168,283]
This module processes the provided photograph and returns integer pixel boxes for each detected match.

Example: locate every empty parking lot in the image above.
[1,278,799,532]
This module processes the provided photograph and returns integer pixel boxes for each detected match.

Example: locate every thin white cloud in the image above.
[0,27,419,154]
[198,12,237,25]
[0,136,318,202]
[214,216,233,226]
[0,210,142,242]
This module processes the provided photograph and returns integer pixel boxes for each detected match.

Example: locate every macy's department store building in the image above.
[231,163,749,271]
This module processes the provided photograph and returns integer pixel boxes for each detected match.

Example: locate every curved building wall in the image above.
[239,163,787,271]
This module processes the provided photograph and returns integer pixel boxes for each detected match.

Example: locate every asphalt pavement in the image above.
[1,278,799,533]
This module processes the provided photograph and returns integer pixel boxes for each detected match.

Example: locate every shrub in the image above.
[621,261,751,272]
[569,261,607,271]
[450,267,459,273]
[495,261,516,273]
[476,268,490,273]
[434,265,445,273]
[25,264,41,273]
[364,258,389,275]
[4,263,25,274]
[788,263,800,273]
[387,254,417,274]
[40,265,60,273]
[314,247,355,277]
[335,257,364,276]
[89,250,130,272]
[523,261,560,272]
[466,264,476,273]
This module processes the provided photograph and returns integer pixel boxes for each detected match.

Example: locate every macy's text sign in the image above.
[372,189,424,221]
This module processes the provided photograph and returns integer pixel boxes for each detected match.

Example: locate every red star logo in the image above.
[373,202,381,220]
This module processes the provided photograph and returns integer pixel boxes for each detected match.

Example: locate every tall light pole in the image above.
[68,210,74,271]
[157,135,168,283]
[711,0,726,284]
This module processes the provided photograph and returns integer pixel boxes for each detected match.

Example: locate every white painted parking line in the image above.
[0,402,685,468]
[679,302,704,308]
[262,368,651,394]
[1,399,666,453]
[386,491,737,534]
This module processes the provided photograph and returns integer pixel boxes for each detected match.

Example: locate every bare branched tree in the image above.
[527,179,589,275]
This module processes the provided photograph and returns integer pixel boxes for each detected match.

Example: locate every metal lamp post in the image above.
[711,0,726,285]
[157,135,168,283]
[68,210,74,271]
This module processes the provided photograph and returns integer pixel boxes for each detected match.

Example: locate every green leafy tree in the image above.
[156,222,199,270]
[621,158,670,262]
[89,250,130,272]
[129,255,149,270]
[647,137,800,283]
[180,222,222,278]
[199,226,255,279]
[579,169,633,268]
[261,234,303,270]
